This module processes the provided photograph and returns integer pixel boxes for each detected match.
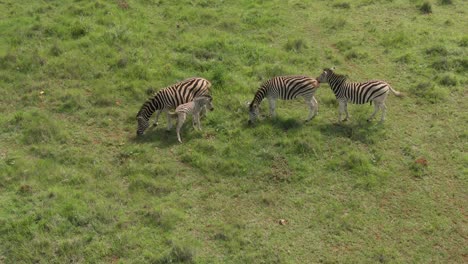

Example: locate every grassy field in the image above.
[0,0,467,263]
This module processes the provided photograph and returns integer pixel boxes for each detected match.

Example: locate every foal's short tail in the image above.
[389,85,403,97]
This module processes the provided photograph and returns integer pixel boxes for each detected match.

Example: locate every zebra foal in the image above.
[136,77,211,136]
[316,68,402,123]
[248,75,320,124]
[169,95,214,143]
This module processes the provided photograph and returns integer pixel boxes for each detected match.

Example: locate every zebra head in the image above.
[136,115,149,136]
[195,95,214,111]
[248,102,260,125]
[317,68,335,83]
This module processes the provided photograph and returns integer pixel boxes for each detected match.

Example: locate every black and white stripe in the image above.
[248,75,320,124]
[136,77,211,136]
[316,68,402,122]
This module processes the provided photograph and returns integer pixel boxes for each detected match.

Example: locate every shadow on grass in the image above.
[316,120,386,144]
[129,126,181,148]
[245,116,306,131]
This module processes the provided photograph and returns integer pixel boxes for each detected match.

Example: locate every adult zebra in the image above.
[316,68,402,122]
[136,77,211,136]
[248,75,320,124]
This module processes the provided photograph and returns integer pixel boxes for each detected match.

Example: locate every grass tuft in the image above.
[410,82,448,103]
[333,2,351,9]
[284,38,308,53]
[438,73,458,87]
[419,2,433,14]
[156,244,194,264]
[439,0,453,5]
[425,45,448,56]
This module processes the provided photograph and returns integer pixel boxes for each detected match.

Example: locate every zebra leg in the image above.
[367,102,380,122]
[166,111,173,131]
[338,101,346,122]
[379,103,387,123]
[343,102,349,121]
[176,113,186,143]
[305,96,318,122]
[152,110,163,127]
[268,98,277,118]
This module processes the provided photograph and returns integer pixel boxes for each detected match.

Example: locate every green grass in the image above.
[1,0,467,263]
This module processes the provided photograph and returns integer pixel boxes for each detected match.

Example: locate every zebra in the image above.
[316,68,402,122]
[248,75,320,124]
[136,77,211,136]
[169,95,214,143]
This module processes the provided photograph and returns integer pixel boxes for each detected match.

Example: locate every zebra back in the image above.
[250,75,318,107]
[325,70,390,105]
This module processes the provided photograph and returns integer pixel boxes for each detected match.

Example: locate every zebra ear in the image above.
[331,66,336,71]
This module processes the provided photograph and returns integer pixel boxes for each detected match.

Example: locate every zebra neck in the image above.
[251,87,267,106]
[329,74,347,93]
[138,96,163,120]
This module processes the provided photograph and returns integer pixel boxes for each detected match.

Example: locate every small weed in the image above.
[410,82,448,103]
[345,50,368,60]
[431,57,451,71]
[333,2,351,9]
[156,245,194,264]
[335,40,353,52]
[267,156,292,183]
[116,56,128,68]
[394,53,414,64]
[322,17,347,31]
[50,43,62,56]
[70,22,88,38]
[439,0,453,5]
[381,30,413,48]
[284,38,308,53]
[425,45,448,56]
[410,157,429,178]
[18,184,33,194]
[459,36,468,47]
[438,73,458,87]
[420,2,433,14]
[117,0,129,9]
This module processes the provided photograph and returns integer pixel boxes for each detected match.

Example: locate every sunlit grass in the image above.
[0,0,466,262]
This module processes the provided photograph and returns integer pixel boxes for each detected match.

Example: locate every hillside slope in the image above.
[0,0,466,263]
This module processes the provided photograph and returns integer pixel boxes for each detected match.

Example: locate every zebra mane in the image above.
[326,68,348,84]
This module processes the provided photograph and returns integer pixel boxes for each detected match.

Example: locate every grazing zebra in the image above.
[136,77,211,136]
[316,68,402,122]
[248,75,320,124]
[169,95,214,143]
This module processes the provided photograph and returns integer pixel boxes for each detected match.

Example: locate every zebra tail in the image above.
[389,86,403,97]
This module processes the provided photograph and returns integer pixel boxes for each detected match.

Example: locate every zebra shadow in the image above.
[130,126,181,147]
[316,120,386,144]
[254,117,305,132]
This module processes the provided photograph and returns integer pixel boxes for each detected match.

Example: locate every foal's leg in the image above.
[268,98,277,118]
[176,113,186,143]
[195,112,202,130]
